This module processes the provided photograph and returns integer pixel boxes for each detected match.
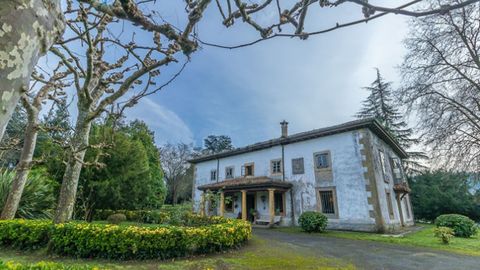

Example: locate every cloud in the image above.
[126,97,194,145]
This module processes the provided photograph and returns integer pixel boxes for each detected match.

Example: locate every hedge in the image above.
[0,217,251,260]
[298,211,328,233]
[0,261,100,270]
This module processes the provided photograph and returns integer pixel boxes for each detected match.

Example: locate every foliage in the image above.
[0,170,55,219]
[434,226,454,244]
[202,135,234,154]
[409,171,480,221]
[106,214,127,225]
[0,260,99,270]
[355,68,426,174]
[0,220,51,250]
[76,120,166,220]
[435,214,478,238]
[298,212,328,233]
[93,204,194,226]
[0,105,27,168]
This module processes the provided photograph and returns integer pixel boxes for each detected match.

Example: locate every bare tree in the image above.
[0,65,69,219]
[399,0,480,171]
[1,0,479,143]
[159,143,193,205]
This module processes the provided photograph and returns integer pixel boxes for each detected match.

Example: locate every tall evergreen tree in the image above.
[356,69,426,175]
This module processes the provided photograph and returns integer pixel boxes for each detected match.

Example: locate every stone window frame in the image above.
[291,157,305,175]
[225,166,234,179]
[316,186,339,219]
[270,158,282,176]
[313,150,332,171]
[242,162,255,177]
[378,149,390,183]
[210,169,217,181]
[385,189,395,220]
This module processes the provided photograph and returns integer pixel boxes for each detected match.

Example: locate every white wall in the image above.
[369,130,414,229]
[193,130,377,230]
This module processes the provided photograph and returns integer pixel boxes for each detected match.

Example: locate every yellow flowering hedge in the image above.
[0,217,251,260]
[0,260,99,270]
[0,220,51,249]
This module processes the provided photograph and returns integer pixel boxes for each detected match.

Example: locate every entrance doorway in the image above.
[246,193,256,222]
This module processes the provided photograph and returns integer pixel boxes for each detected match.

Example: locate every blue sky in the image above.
[123,2,410,148]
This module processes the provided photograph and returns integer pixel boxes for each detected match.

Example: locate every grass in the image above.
[0,236,355,270]
[276,224,480,256]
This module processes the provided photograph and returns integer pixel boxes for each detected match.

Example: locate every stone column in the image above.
[241,190,247,221]
[396,194,405,227]
[268,188,275,225]
[219,191,225,217]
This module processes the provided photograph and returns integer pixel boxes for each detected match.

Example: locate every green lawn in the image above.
[0,236,355,270]
[276,224,480,256]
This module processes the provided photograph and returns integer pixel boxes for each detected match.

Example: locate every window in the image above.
[242,163,254,177]
[271,159,282,175]
[292,158,304,174]
[225,194,234,212]
[274,193,285,216]
[225,166,234,179]
[210,169,217,181]
[314,152,330,169]
[318,188,337,217]
[389,157,403,184]
[386,191,394,219]
[378,150,389,182]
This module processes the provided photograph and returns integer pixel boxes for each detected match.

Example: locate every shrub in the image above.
[93,204,192,225]
[0,220,51,249]
[298,211,328,233]
[0,260,99,270]
[0,170,55,219]
[0,217,251,260]
[435,214,478,238]
[106,214,126,224]
[434,226,454,244]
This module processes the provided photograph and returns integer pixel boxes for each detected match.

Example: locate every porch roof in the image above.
[197,176,293,192]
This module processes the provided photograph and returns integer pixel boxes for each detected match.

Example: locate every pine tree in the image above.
[356,68,427,175]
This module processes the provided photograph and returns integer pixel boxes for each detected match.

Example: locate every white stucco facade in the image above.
[191,120,414,232]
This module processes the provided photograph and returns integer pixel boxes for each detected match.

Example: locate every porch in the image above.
[197,177,293,226]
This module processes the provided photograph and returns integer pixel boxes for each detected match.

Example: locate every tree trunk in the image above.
[0,0,64,141]
[0,108,39,219]
[54,111,92,223]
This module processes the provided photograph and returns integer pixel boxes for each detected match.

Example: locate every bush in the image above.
[434,226,454,244]
[93,204,193,225]
[0,170,55,219]
[435,214,478,238]
[0,217,251,260]
[0,260,99,270]
[298,211,328,233]
[0,220,51,249]
[106,214,126,224]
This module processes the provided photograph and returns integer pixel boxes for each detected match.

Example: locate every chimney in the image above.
[280,120,288,138]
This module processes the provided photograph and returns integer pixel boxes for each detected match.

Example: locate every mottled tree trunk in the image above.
[54,110,92,223]
[0,0,64,141]
[0,105,39,219]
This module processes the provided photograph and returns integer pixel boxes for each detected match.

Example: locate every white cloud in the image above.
[126,97,194,145]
